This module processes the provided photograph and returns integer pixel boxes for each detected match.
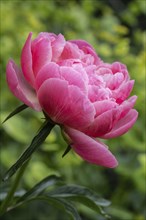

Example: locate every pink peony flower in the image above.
[6,32,138,168]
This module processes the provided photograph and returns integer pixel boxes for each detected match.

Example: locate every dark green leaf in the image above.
[49,185,111,207]
[0,190,26,201]
[49,185,111,218]
[17,175,62,202]
[2,104,28,123]
[35,196,81,220]
[53,197,82,220]
[62,145,72,158]
[3,121,55,181]
[11,196,81,220]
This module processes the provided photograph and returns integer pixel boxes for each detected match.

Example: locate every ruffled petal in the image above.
[6,60,41,111]
[85,108,119,137]
[101,109,138,139]
[60,66,87,93]
[86,96,137,138]
[103,72,124,90]
[118,95,137,119]
[112,80,135,104]
[111,62,130,80]
[21,32,35,87]
[64,127,118,168]
[60,42,81,60]
[69,40,102,65]
[51,33,66,62]
[37,78,95,129]
[94,100,118,116]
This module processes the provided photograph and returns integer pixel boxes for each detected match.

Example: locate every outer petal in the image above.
[37,78,95,129]
[21,32,35,87]
[35,62,60,90]
[64,127,118,168]
[101,109,138,139]
[31,37,52,75]
[6,60,41,111]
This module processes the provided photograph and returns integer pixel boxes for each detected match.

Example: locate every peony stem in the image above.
[0,159,30,216]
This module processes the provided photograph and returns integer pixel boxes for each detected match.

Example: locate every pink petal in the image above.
[51,34,66,62]
[112,80,135,104]
[21,32,35,88]
[111,62,129,80]
[69,39,95,50]
[94,100,118,116]
[96,66,113,75]
[118,95,137,119]
[64,127,118,168]
[101,109,138,139]
[69,40,102,65]
[37,78,95,129]
[84,108,119,137]
[60,42,81,60]
[103,72,124,90]
[88,85,112,102]
[6,60,41,111]
[60,66,87,93]
[32,37,52,75]
[35,62,60,90]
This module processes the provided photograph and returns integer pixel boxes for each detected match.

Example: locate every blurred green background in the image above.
[0,0,145,219]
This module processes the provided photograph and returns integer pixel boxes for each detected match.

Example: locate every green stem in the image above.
[0,159,30,216]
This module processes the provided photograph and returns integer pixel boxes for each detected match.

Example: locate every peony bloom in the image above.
[6,32,138,168]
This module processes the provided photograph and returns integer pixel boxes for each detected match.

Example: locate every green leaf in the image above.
[3,121,55,181]
[62,145,72,158]
[0,190,26,201]
[2,104,28,123]
[10,196,81,220]
[29,196,81,220]
[53,197,82,220]
[49,185,111,207]
[48,185,111,217]
[17,175,62,203]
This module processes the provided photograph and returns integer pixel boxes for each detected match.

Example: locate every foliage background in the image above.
[0,0,145,219]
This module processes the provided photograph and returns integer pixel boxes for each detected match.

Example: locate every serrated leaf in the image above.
[49,185,111,207]
[2,104,28,123]
[17,175,62,203]
[3,121,55,181]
